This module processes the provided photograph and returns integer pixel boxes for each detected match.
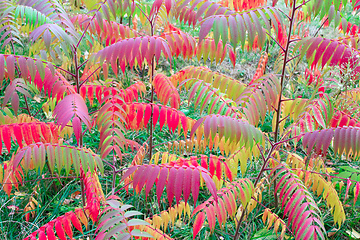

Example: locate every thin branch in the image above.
[103,159,116,170]
[136,3,152,25]
[277,8,291,20]
[263,134,274,147]
[22,97,32,116]
[280,98,296,102]
[113,180,133,195]
[266,31,285,52]
[295,0,311,10]
[233,144,275,239]
[76,1,108,48]
[286,54,300,63]
[288,38,301,43]
[78,59,88,69]
[79,65,101,87]
[275,134,304,146]
[256,143,266,163]
[33,105,44,118]
[274,1,297,143]
[314,17,328,37]
[53,65,76,77]
[278,114,290,124]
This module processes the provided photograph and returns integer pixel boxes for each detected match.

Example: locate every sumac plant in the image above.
[0,0,360,239]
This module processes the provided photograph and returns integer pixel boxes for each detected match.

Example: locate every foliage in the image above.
[0,0,360,239]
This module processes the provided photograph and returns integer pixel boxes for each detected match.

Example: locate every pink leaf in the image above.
[167,167,177,206]
[345,178,352,202]
[199,18,215,43]
[191,169,200,205]
[156,167,169,205]
[183,168,192,204]
[174,167,184,204]
[72,116,81,144]
[354,182,360,205]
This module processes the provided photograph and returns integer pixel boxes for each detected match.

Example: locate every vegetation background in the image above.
[0,0,360,239]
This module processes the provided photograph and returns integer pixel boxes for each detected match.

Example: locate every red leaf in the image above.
[54,220,66,240]
[171,111,180,133]
[209,156,215,176]
[2,125,12,153]
[193,212,205,239]
[61,217,73,239]
[205,205,216,231]
[121,166,138,182]
[223,162,233,181]
[22,124,32,145]
[159,107,166,131]
[137,165,152,192]
[181,115,188,138]
[6,55,15,81]
[13,124,23,149]
[40,123,51,142]
[348,119,356,127]
[165,0,172,14]
[167,108,173,131]
[201,156,208,170]
[229,47,236,67]
[153,105,159,128]
[136,104,144,130]
[216,159,222,180]
[144,104,151,128]
[68,212,82,233]
[31,124,40,142]
[339,115,349,127]
[38,230,47,240]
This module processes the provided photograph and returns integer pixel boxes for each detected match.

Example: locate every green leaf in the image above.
[252,228,278,239]
[127,219,150,226]
[124,210,143,218]
[36,59,45,80]
[131,229,154,238]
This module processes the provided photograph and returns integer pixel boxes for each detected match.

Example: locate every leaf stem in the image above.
[294,0,311,10]
[149,72,155,160]
[75,1,107,48]
[266,32,285,52]
[314,17,328,37]
[272,2,297,211]
[148,13,156,160]
[23,97,32,116]
[79,65,101,87]
[233,144,275,239]
[274,2,296,144]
